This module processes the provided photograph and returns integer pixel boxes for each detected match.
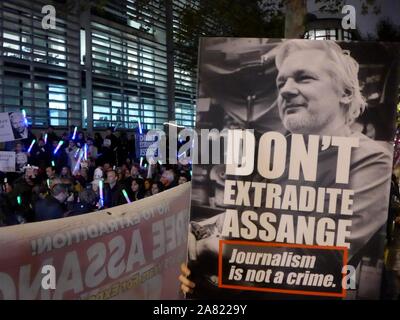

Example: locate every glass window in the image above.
[0,2,174,129]
[94,106,111,114]
[3,42,20,50]
[80,29,86,65]
[49,110,67,126]
[48,85,67,125]
[3,32,19,41]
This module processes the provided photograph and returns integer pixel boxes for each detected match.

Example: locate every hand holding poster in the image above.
[0,183,191,300]
[187,38,400,299]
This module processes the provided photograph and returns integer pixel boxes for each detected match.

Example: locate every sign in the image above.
[0,151,15,172]
[187,38,400,299]
[0,112,28,143]
[0,183,191,300]
[135,132,158,159]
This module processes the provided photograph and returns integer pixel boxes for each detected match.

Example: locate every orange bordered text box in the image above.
[218,240,348,298]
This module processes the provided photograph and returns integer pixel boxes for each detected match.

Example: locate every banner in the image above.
[188,38,400,299]
[0,112,28,143]
[0,183,191,300]
[0,151,15,172]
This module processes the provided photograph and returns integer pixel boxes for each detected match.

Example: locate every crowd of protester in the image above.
[0,126,191,226]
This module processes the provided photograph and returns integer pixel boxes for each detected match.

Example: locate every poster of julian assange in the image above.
[0,111,28,143]
[187,38,400,300]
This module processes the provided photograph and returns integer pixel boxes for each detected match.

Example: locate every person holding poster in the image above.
[184,38,399,299]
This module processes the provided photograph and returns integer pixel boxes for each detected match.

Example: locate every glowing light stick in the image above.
[84,144,88,161]
[140,157,143,167]
[147,163,151,178]
[190,170,192,176]
[178,151,186,158]
[99,180,104,207]
[44,133,48,144]
[189,139,195,165]
[72,126,78,140]
[51,160,55,167]
[122,189,131,203]
[27,139,36,153]
[47,179,50,188]
[17,195,22,205]
[137,118,142,134]
[53,140,64,154]
[73,150,84,174]
[22,109,28,126]
[74,148,81,158]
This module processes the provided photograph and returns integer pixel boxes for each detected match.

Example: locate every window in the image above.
[80,29,86,65]
[173,1,198,127]
[90,22,168,130]
[1,1,81,127]
[48,85,67,125]
[305,28,352,41]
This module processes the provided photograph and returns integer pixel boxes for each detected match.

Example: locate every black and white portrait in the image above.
[8,112,28,140]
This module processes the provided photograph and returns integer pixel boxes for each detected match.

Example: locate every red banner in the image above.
[0,183,191,300]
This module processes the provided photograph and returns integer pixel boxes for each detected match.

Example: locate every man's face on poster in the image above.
[276,49,346,135]
[10,113,26,134]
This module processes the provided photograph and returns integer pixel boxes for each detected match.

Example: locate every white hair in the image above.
[275,39,366,125]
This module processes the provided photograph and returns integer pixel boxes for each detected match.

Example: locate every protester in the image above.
[150,181,164,196]
[129,178,145,201]
[60,166,72,179]
[66,188,98,216]
[103,170,123,208]
[160,169,177,190]
[65,140,79,172]
[86,138,98,160]
[46,126,59,145]
[94,132,103,150]
[32,138,50,168]
[34,183,70,221]
[45,166,57,180]
[178,172,191,185]
[75,131,86,148]
[143,178,152,197]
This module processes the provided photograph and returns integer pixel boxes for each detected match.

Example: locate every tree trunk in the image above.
[284,0,307,39]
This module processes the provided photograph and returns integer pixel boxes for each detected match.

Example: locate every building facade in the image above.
[0,0,197,133]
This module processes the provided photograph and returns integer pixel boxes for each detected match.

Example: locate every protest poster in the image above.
[187,38,400,299]
[135,131,158,159]
[0,151,15,172]
[0,112,28,143]
[0,182,191,300]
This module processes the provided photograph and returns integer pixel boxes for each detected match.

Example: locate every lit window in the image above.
[49,85,67,112]
[80,29,86,65]
[3,32,19,41]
